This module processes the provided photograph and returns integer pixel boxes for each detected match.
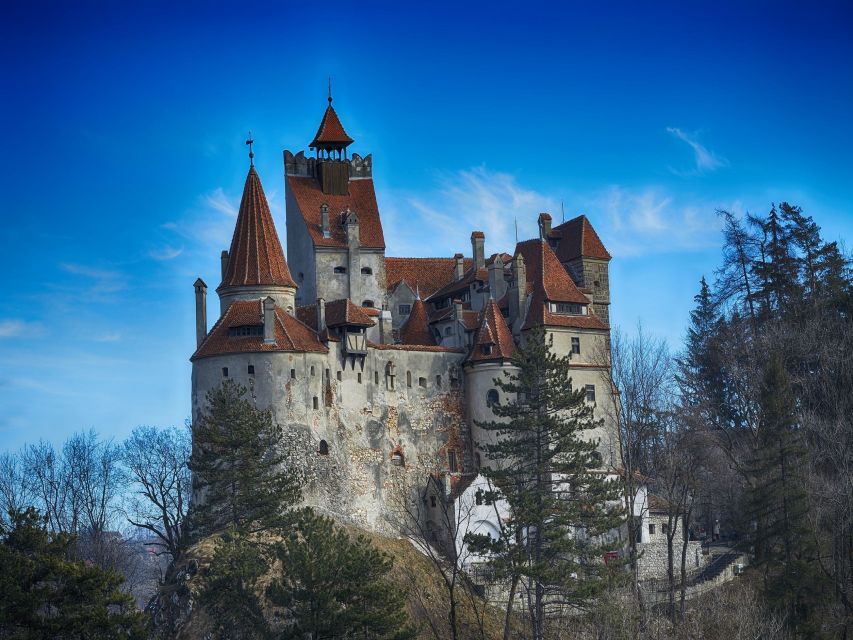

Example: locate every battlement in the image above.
[284,150,373,179]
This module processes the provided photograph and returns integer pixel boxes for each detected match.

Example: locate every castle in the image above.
[190,95,619,535]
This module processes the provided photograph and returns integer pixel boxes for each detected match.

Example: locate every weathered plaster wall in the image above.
[284,186,317,306]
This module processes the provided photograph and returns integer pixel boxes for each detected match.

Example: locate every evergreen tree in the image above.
[266,509,415,640]
[473,327,624,639]
[187,380,301,535]
[0,507,146,640]
[199,525,271,640]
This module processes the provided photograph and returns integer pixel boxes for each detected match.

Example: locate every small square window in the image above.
[418,377,427,388]
[247,365,255,375]
[222,367,229,378]
[585,384,596,403]
[290,369,296,379]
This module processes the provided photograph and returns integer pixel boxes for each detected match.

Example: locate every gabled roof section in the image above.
[398,298,436,346]
[385,257,473,297]
[551,215,611,262]
[324,299,375,328]
[192,300,327,360]
[467,299,515,364]
[309,99,354,149]
[220,166,297,290]
[287,175,386,249]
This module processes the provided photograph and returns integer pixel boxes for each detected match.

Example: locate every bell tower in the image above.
[309,89,353,196]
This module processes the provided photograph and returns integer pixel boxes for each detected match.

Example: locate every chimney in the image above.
[316,297,326,333]
[488,255,506,300]
[453,299,463,321]
[379,308,393,344]
[514,253,527,317]
[220,250,229,281]
[320,203,330,237]
[194,278,207,347]
[263,297,276,344]
[538,213,552,240]
[454,253,465,280]
[471,231,485,271]
[344,208,359,247]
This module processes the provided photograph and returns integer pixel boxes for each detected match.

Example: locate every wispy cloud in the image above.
[60,263,126,294]
[0,320,43,338]
[148,245,184,261]
[204,188,239,218]
[93,331,122,343]
[666,127,727,175]
[379,168,732,259]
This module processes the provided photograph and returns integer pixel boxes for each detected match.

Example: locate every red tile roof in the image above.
[192,299,327,360]
[398,298,436,346]
[368,342,464,353]
[515,239,609,331]
[287,175,385,249]
[324,299,376,328]
[467,299,516,364]
[385,257,473,297]
[550,215,611,262]
[309,101,353,149]
[219,167,297,290]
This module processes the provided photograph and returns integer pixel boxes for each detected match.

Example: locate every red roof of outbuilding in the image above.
[385,257,473,297]
[467,299,515,364]
[192,299,327,360]
[286,175,386,249]
[309,101,353,149]
[398,297,436,346]
[550,215,611,261]
[323,299,375,328]
[219,167,297,290]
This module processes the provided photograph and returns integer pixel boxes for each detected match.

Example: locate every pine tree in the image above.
[0,507,146,639]
[187,380,301,535]
[266,509,416,640]
[474,327,624,639]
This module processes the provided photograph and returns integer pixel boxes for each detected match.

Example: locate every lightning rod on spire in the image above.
[328,77,332,104]
[246,131,254,166]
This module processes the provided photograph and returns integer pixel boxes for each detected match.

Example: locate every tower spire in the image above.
[246,131,254,166]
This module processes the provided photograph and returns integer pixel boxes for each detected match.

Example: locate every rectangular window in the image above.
[290,369,296,379]
[374,371,379,384]
[555,302,583,315]
[430,495,437,508]
[475,491,483,506]
[448,450,458,473]
[435,375,441,388]
[247,365,255,375]
[585,384,596,403]
[357,372,362,384]
[418,377,427,388]
[571,337,580,355]
[649,523,655,535]
[337,371,342,381]
[222,367,229,378]
[310,366,315,376]
[398,304,411,315]
[312,397,318,410]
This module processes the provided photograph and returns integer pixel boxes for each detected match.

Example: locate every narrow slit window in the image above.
[357,372,362,384]
[290,368,296,379]
[374,371,379,384]
[312,396,319,410]
[448,450,458,473]
[310,366,315,376]
[406,371,412,388]
[337,371,342,381]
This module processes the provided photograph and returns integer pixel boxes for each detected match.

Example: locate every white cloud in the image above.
[204,187,239,218]
[666,127,727,174]
[93,331,122,343]
[0,320,43,338]
[379,168,731,259]
[60,263,126,294]
[149,245,184,261]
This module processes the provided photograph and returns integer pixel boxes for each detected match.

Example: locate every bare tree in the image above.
[121,425,191,560]
[0,450,33,525]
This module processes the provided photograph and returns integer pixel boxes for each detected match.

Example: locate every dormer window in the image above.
[362,300,374,308]
[361,267,373,275]
[554,302,584,315]
[481,344,493,355]
[228,325,264,337]
[334,266,347,274]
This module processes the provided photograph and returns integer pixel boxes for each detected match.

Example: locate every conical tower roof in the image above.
[219,166,297,290]
[399,297,435,346]
[467,298,515,363]
[309,97,354,150]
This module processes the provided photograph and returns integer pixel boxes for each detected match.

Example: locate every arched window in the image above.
[361,267,373,275]
[486,389,499,408]
[319,439,329,455]
[334,266,347,274]
[362,300,374,308]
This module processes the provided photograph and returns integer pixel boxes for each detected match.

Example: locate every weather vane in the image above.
[246,131,254,166]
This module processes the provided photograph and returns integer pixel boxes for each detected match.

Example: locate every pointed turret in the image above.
[310,94,354,154]
[217,165,297,314]
[399,297,435,346]
[467,298,515,363]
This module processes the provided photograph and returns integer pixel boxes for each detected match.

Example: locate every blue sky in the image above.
[1,1,851,452]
